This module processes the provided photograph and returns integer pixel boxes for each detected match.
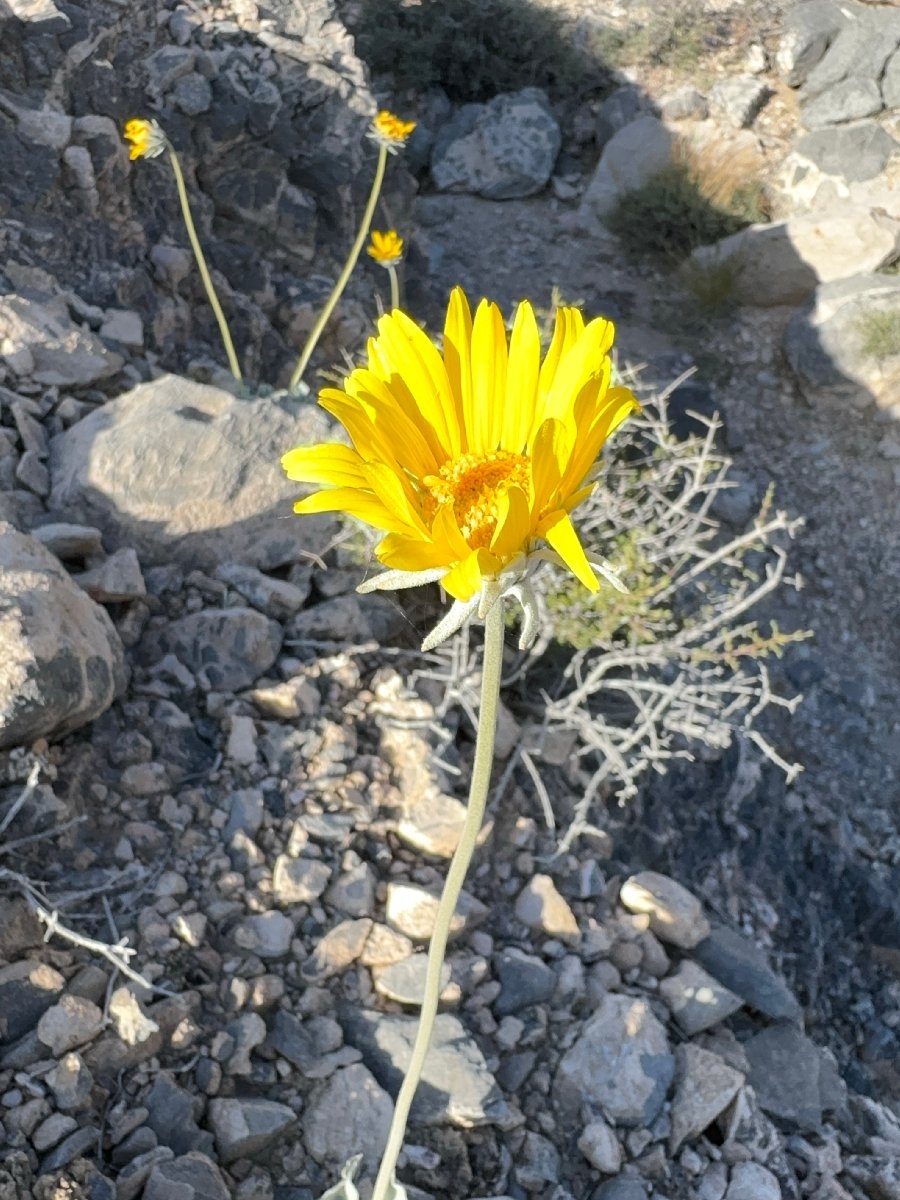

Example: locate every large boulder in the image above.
[0,523,127,749]
[577,116,675,233]
[48,375,337,571]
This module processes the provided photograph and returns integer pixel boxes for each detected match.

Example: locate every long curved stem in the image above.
[166,146,242,383]
[371,601,506,1200]
[289,145,388,393]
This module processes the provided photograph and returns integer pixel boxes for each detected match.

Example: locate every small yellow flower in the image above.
[367,230,405,267]
[283,288,639,607]
[123,117,167,161]
[367,110,416,154]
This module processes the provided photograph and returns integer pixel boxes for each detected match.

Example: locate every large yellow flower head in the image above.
[123,117,167,161]
[367,110,416,154]
[283,287,639,645]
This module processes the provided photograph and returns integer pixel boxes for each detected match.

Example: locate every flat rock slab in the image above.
[0,293,121,387]
[139,607,282,692]
[341,1009,512,1128]
[691,925,802,1022]
[0,522,126,749]
[303,1063,393,1173]
[48,375,336,571]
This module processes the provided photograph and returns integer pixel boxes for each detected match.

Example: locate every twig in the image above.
[0,760,41,838]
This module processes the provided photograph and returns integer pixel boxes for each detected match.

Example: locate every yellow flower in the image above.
[283,288,639,612]
[367,229,405,267]
[367,110,416,154]
[123,117,167,161]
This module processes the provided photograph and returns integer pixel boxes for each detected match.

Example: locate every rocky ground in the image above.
[2,0,900,1198]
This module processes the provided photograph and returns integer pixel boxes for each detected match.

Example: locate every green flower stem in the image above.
[165,145,242,383]
[371,600,506,1200]
[387,264,400,313]
[289,145,388,394]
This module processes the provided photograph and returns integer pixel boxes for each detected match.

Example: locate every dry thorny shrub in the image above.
[412,371,806,855]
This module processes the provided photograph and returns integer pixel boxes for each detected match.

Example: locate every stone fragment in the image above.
[791,123,898,185]
[302,918,372,981]
[775,0,845,86]
[303,1063,393,1172]
[145,1073,214,1157]
[207,1097,295,1164]
[802,14,900,98]
[100,308,143,348]
[554,994,674,1127]
[493,947,557,1015]
[46,1052,93,1110]
[595,85,649,147]
[0,523,126,749]
[725,1161,782,1200]
[141,607,282,691]
[224,1012,266,1076]
[231,911,295,959]
[578,1116,623,1174]
[215,562,309,620]
[31,522,104,559]
[514,874,579,943]
[0,293,121,386]
[117,1147,177,1200]
[432,88,561,199]
[172,73,214,117]
[619,871,710,949]
[593,1179,648,1200]
[659,87,709,121]
[669,1044,745,1153]
[48,376,335,571]
[325,860,376,917]
[224,788,265,840]
[386,883,486,941]
[692,926,802,1022]
[143,1152,230,1200]
[37,994,104,1054]
[660,960,744,1034]
[396,792,468,858]
[107,990,158,1053]
[267,1010,343,1072]
[801,77,883,128]
[515,1131,560,1190]
[341,1009,511,1127]
[32,1112,78,1152]
[578,116,675,230]
[0,960,65,1044]
[361,923,414,968]
[272,854,332,905]
[745,1024,833,1132]
[288,592,408,645]
[783,273,900,411]
[708,76,769,127]
[373,954,453,1006]
[39,1125,99,1170]
[74,547,146,602]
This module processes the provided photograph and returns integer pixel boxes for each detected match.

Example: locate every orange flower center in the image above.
[425,451,530,549]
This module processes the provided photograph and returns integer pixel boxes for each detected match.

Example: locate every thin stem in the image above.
[388,263,399,313]
[371,601,505,1200]
[166,146,242,383]
[289,146,388,393]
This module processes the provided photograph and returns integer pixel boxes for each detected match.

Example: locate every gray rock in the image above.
[74,547,146,603]
[141,607,282,691]
[619,871,710,949]
[660,960,744,1035]
[224,788,265,841]
[341,1009,511,1127]
[745,1023,839,1132]
[172,73,214,117]
[845,1156,900,1200]
[386,882,486,942]
[515,1131,560,1190]
[36,995,103,1054]
[287,592,409,645]
[659,87,709,121]
[802,13,900,98]
[39,1125,99,1171]
[303,1063,393,1172]
[272,854,332,905]
[0,293,121,387]
[145,1073,214,1157]
[99,308,143,349]
[224,1012,266,1076]
[578,116,675,231]
[116,1148,177,1200]
[143,45,195,95]
[595,86,649,147]
[692,925,802,1022]
[325,860,376,917]
[884,45,900,108]
[708,76,769,128]
[554,993,674,1128]
[48,376,336,572]
[373,954,452,1006]
[669,1044,745,1153]
[593,1180,648,1200]
[0,523,127,749]
[432,88,560,199]
[783,272,900,410]
[32,1113,78,1152]
[302,918,373,981]
[801,77,883,128]
[689,207,900,307]
[514,874,579,943]
[215,562,310,620]
[493,947,557,1015]
[0,960,65,1044]
[46,1052,93,1110]
[775,0,846,86]
[725,1161,782,1200]
[267,1011,343,1071]
[207,1097,295,1165]
[577,1116,622,1174]
[791,123,899,184]
[143,1152,231,1200]
[231,911,295,959]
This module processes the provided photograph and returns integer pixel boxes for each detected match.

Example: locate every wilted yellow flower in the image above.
[283,288,639,610]
[123,117,167,161]
[368,110,416,154]
[367,229,405,267]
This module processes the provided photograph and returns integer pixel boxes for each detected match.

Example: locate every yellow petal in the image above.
[390,309,463,456]
[502,301,540,454]
[376,532,452,572]
[543,322,612,424]
[292,487,413,535]
[470,299,507,453]
[363,461,430,537]
[530,417,571,509]
[540,510,599,592]
[441,548,498,601]
[490,484,531,560]
[560,387,640,496]
[443,287,474,453]
[342,371,441,478]
[373,311,457,460]
[536,307,585,413]
[281,443,366,488]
